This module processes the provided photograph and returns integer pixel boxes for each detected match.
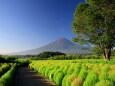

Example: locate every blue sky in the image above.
[0,0,85,54]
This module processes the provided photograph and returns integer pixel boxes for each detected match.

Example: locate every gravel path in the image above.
[14,67,57,86]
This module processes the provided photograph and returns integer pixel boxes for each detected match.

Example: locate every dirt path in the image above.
[14,67,58,86]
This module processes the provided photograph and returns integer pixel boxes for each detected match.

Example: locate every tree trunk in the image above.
[103,49,111,61]
[106,49,111,61]
[102,52,106,60]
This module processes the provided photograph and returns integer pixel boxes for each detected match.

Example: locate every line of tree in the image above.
[29,51,66,60]
[48,54,102,60]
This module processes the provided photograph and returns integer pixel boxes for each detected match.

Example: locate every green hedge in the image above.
[0,64,17,86]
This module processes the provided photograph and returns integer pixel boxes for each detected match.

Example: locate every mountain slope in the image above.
[7,38,93,55]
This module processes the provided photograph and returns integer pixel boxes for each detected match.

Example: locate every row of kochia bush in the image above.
[29,60,115,86]
[0,63,17,86]
[0,64,11,77]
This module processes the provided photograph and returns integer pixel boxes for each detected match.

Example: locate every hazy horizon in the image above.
[0,0,85,54]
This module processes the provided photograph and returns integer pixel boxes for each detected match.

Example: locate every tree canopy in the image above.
[72,0,115,60]
[36,51,66,59]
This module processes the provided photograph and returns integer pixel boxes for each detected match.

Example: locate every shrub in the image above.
[83,72,98,86]
[102,65,111,72]
[110,65,115,70]
[109,71,115,83]
[66,74,77,86]
[98,63,104,68]
[38,66,43,73]
[0,79,6,86]
[86,63,94,69]
[66,64,75,75]
[72,63,81,75]
[53,69,62,82]
[62,74,70,86]
[45,67,52,77]
[92,64,99,69]
[81,66,88,71]
[0,65,10,77]
[63,66,69,75]
[71,77,83,86]
[0,65,17,86]
[78,70,87,80]
[34,65,40,71]
[48,69,53,78]
[95,80,114,86]
[48,65,60,78]
[49,69,56,81]
[41,66,46,75]
[99,72,109,80]
[72,68,80,75]
[67,68,74,75]
[74,63,81,68]
[55,72,64,85]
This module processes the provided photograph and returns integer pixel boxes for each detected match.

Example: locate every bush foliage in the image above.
[29,60,115,86]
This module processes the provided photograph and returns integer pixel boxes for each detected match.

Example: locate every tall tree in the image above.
[72,0,115,60]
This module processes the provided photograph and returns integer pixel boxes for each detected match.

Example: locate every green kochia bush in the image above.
[95,80,114,86]
[99,65,110,80]
[109,72,115,83]
[72,70,79,75]
[34,65,40,71]
[63,66,69,75]
[72,68,81,75]
[38,65,44,73]
[62,74,70,86]
[49,69,56,81]
[48,69,53,78]
[71,77,83,86]
[41,66,46,75]
[78,70,87,80]
[67,68,74,75]
[66,74,77,86]
[29,61,115,86]
[86,63,94,69]
[72,63,81,75]
[81,65,88,71]
[45,67,53,77]
[102,65,111,72]
[53,69,62,82]
[0,65,10,77]
[83,72,98,86]
[99,72,109,80]
[0,64,17,86]
[55,72,64,85]
[48,65,60,81]
[67,64,75,75]
[42,65,52,75]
